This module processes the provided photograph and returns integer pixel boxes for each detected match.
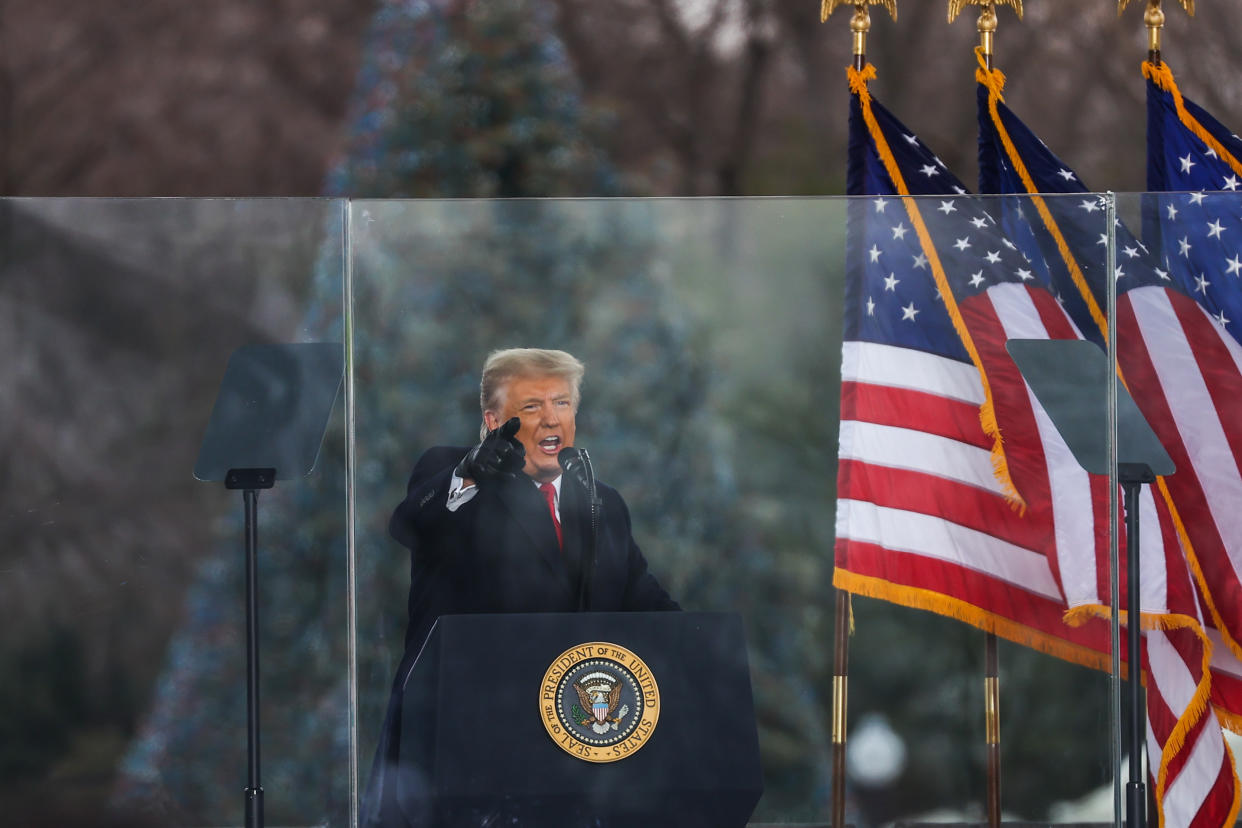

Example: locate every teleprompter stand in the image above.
[1007,339,1175,828]
[194,342,344,828]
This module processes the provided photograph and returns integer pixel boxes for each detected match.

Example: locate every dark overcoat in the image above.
[361,445,679,826]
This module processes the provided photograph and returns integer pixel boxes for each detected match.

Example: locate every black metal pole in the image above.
[1120,467,1152,828]
[244,487,264,828]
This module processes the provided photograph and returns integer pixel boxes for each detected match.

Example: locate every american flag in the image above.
[976,54,1240,828]
[835,63,1116,674]
[1146,60,1242,702]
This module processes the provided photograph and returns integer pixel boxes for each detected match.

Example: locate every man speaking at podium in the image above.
[363,347,680,827]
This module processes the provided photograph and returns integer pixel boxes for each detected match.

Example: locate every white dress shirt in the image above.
[447,471,561,517]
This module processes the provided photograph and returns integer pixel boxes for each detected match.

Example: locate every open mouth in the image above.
[537,435,561,455]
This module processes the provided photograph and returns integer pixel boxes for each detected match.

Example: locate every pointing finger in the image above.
[498,416,522,439]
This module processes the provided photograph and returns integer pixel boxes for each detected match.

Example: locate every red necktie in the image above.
[538,481,562,549]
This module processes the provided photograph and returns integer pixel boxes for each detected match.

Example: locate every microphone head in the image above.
[558,446,584,472]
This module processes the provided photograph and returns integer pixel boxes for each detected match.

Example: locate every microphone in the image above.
[559,446,598,612]
[558,447,591,491]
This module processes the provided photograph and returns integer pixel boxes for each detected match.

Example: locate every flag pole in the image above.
[832,590,851,828]
[821,14,865,819]
[816,6,898,822]
[850,6,867,72]
[975,2,998,70]
[1144,1,1165,64]
[946,6,1025,824]
[985,633,1001,828]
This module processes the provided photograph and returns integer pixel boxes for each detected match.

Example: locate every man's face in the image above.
[484,374,577,483]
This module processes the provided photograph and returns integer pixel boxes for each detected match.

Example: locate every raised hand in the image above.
[455,417,525,483]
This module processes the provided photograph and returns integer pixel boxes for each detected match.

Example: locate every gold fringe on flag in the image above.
[1061,557,1232,827]
[1144,60,1242,179]
[833,569,1113,672]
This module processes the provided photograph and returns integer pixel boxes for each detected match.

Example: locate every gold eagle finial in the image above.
[1117,0,1194,16]
[947,0,1023,24]
[821,0,898,23]
[948,1,1022,64]
[821,1,898,69]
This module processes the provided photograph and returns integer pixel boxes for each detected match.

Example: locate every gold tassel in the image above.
[834,570,1112,671]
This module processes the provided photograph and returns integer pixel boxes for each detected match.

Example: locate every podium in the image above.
[396,611,763,828]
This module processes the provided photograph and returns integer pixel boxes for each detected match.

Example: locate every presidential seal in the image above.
[539,642,660,763]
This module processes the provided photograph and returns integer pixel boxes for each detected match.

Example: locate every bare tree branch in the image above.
[717,0,775,194]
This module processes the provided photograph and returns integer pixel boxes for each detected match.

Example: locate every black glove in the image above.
[455,417,525,483]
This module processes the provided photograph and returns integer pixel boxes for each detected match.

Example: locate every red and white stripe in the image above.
[1120,285,1242,727]
[1120,285,1242,655]
[836,332,1111,654]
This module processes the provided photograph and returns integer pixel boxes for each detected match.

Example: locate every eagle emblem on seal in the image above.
[572,671,631,734]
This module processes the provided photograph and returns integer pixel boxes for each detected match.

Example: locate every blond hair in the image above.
[478,348,585,437]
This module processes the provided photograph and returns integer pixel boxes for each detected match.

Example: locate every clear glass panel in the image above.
[1115,190,1242,828]
[349,195,1119,826]
[0,198,350,826]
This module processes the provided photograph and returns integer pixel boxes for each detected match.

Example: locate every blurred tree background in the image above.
[2,0,1239,198]
[0,0,1236,825]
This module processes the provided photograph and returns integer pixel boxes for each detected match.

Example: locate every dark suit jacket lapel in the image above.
[495,475,574,595]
